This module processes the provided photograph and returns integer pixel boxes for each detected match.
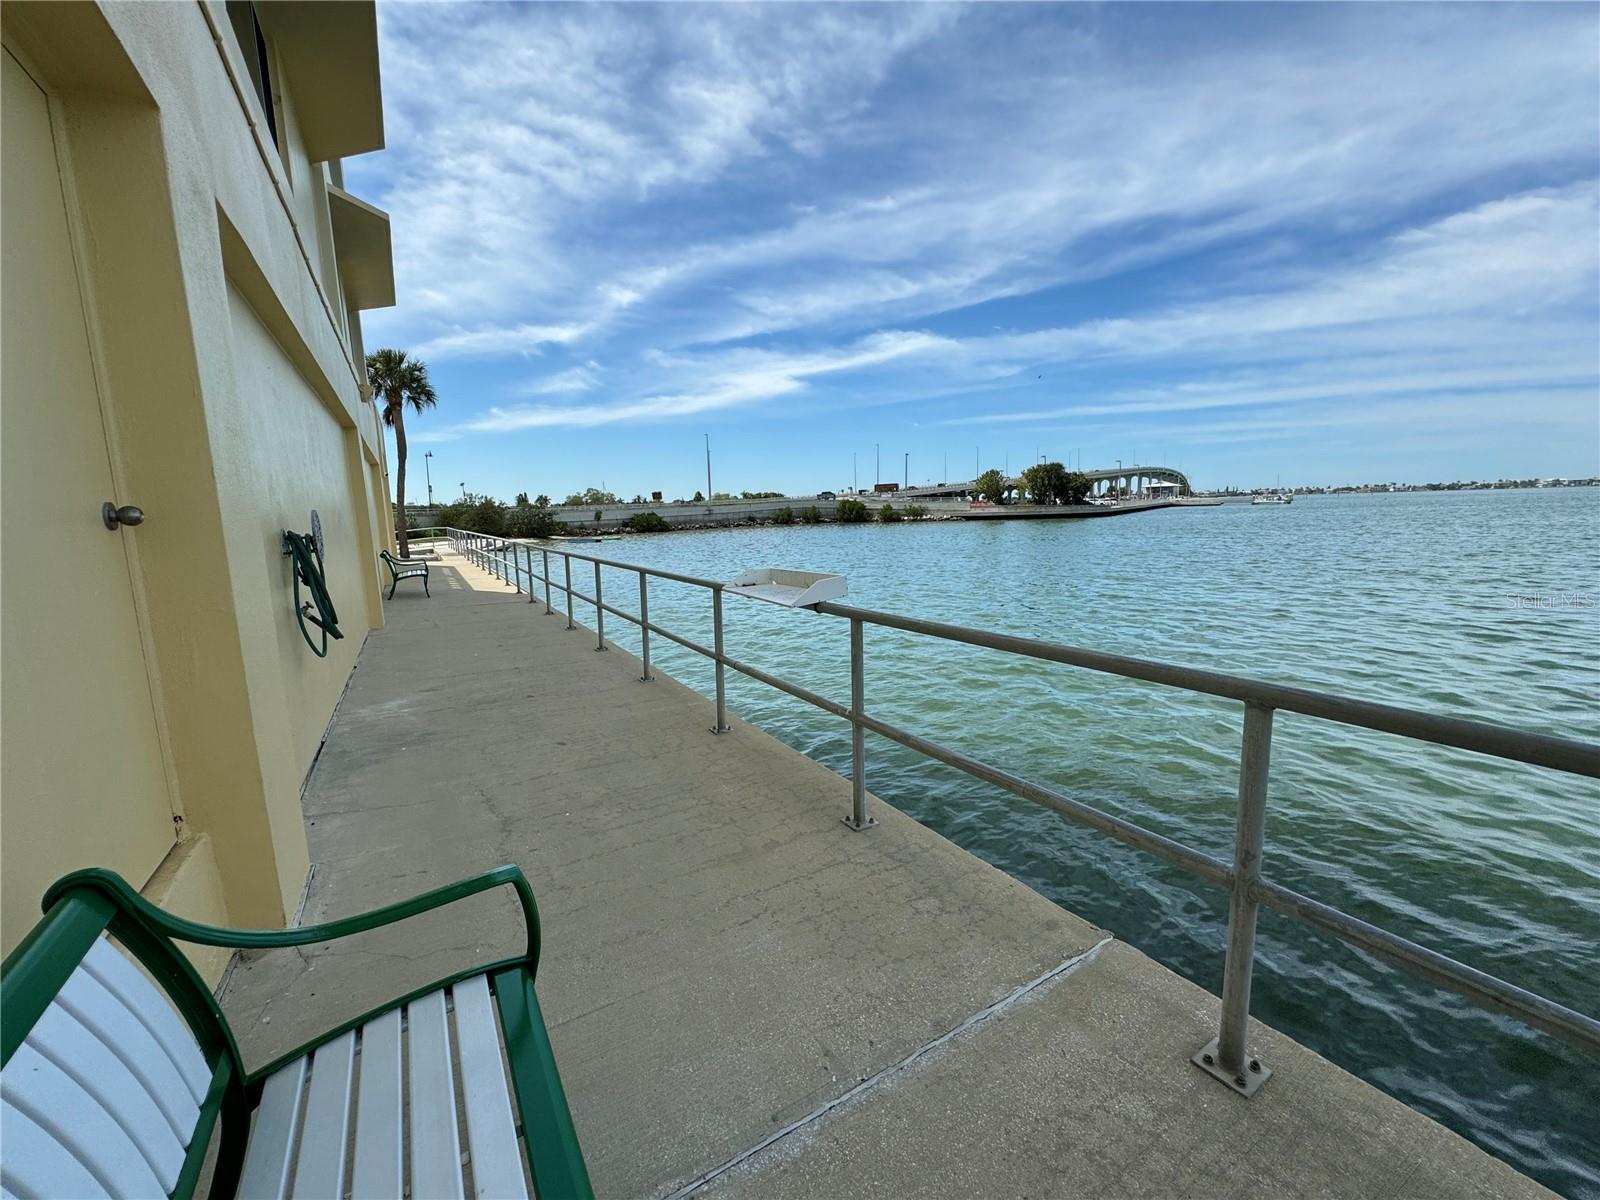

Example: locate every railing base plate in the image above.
[1191,1038,1270,1097]
[841,815,877,832]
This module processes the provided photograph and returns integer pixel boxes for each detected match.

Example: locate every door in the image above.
[1,47,178,954]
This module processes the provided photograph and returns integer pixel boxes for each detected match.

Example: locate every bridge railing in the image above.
[443,529,1600,1095]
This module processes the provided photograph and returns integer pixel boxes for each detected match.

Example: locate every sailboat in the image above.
[1252,475,1293,505]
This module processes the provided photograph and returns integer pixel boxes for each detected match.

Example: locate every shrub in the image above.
[836,498,869,523]
[505,499,558,539]
[904,504,927,519]
[436,493,506,535]
[878,503,901,522]
[770,507,795,525]
[627,511,671,533]
[799,506,822,524]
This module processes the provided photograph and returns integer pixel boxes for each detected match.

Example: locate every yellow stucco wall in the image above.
[1,1,393,980]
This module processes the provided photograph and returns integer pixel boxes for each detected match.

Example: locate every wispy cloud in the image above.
[523,362,603,395]
[462,330,947,430]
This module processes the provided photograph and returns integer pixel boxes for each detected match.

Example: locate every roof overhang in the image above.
[328,185,395,310]
[256,1,384,161]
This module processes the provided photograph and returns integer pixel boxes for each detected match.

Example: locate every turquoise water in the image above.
[514,489,1599,1196]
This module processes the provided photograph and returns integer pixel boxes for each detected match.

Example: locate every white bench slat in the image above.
[0,1099,111,1199]
[350,1008,403,1200]
[238,1058,306,1200]
[407,989,464,1200]
[23,1002,186,1191]
[454,976,528,1200]
[82,937,210,1103]
[54,968,200,1143]
[2,1044,165,1199]
[291,1030,355,1199]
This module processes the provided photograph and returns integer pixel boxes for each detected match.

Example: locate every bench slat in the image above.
[0,1099,111,1199]
[54,968,200,1143]
[23,1002,186,1191]
[2,1043,165,1199]
[292,1030,355,1199]
[238,1058,306,1200]
[351,1008,403,1200]
[82,937,210,1104]
[407,989,464,1200]
[454,976,528,1200]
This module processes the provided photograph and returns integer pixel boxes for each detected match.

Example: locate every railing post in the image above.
[564,555,574,630]
[843,616,875,831]
[710,586,729,733]
[593,561,607,651]
[638,574,653,681]
[525,545,536,601]
[1194,701,1274,1096]
[542,549,553,614]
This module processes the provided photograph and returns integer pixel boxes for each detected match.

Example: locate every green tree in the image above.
[626,511,670,532]
[367,348,438,557]
[770,507,795,525]
[506,495,557,539]
[692,490,705,503]
[799,505,822,524]
[515,492,529,505]
[975,468,1007,503]
[878,503,901,522]
[436,493,506,535]
[1019,462,1083,505]
[1061,470,1092,505]
[836,498,869,523]
[904,504,927,518]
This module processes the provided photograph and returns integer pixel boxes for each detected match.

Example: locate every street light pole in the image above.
[424,451,434,505]
[875,443,880,486]
[903,452,908,490]
[705,433,713,505]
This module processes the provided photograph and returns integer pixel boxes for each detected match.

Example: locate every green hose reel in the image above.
[283,510,342,658]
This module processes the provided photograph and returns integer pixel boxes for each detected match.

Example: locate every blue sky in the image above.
[349,2,1599,502]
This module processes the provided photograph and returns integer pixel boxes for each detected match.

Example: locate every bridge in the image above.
[894,464,1192,502]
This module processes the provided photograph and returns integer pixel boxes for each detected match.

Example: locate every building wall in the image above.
[0,1,394,977]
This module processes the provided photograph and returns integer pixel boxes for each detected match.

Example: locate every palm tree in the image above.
[366,348,437,559]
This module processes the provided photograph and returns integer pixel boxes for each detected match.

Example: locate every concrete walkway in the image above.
[220,548,1550,1199]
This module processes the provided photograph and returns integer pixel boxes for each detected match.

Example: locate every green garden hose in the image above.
[284,528,343,657]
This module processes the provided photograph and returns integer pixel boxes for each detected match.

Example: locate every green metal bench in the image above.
[0,865,592,1199]
[380,548,430,599]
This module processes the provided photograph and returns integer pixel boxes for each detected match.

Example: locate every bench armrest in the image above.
[43,865,540,971]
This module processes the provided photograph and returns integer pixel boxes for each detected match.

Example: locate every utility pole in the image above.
[424,451,434,505]
[903,452,908,489]
[704,433,712,504]
[459,481,466,499]
[853,452,857,493]
[975,447,979,480]
[875,443,880,486]
[943,452,947,484]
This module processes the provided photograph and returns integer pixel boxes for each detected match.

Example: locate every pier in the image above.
[220,546,1560,1198]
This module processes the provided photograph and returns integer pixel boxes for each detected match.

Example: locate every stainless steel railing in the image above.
[442,528,1600,1092]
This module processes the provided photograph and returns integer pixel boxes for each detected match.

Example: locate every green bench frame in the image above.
[380,548,430,599]
[0,865,592,1198]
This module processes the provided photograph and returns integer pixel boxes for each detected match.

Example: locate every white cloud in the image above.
[462,330,948,430]
[523,362,602,395]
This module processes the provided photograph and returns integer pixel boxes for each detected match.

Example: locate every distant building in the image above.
[2,1,396,978]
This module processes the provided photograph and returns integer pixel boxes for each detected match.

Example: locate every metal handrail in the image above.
[439,528,1600,1089]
